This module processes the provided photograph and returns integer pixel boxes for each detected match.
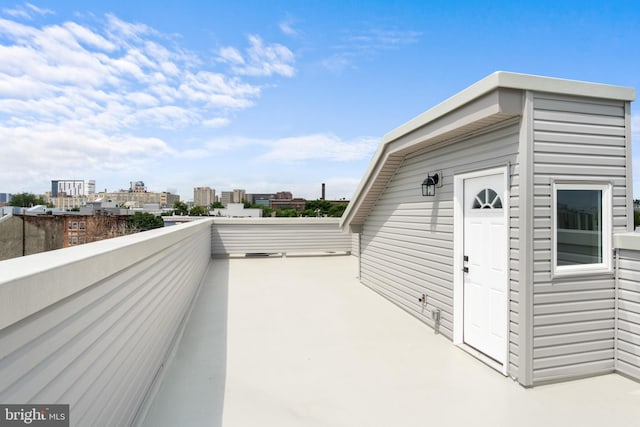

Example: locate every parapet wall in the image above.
[0,219,213,426]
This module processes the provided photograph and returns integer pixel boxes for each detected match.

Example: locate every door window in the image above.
[472,188,502,209]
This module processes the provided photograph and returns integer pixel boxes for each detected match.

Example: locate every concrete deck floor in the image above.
[141,255,640,427]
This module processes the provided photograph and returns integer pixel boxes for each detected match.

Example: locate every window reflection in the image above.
[556,190,602,266]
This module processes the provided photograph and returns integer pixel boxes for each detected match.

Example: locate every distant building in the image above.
[51,179,92,197]
[233,189,246,203]
[194,187,215,207]
[0,211,133,261]
[270,198,306,212]
[246,193,275,207]
[276,191,293,200]
[80,198,128,215]
[97,191,179,209]
[48,195,88,210]
[48,179,97,210]
[0,193,11,205]
[130,181,147,192]
[220,191,233,207]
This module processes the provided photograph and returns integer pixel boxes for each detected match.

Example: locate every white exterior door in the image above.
[463,172,508,364]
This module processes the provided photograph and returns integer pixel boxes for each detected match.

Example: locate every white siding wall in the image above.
[531,94,629,383]
[616,248,640,381]
[360,122,520,375]
[211,218,351,256]
[0,220,212,426]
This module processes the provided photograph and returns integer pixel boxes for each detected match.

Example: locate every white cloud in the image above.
[0,124,172,180]
[218,46,244,65]
[279,22,297,36]
[0,10,297,193]
[2,7,30,19]
[105,13,154,43]
[260,134,378,162]
[203,117,231,128]
[199,133,379,163]
[279,16,299,36]
[324,26,421,72]
[343,28,422,49]
[219,34,295,77]
[321,55,353,73]
[25,3,54,17]
[2,2,54,20]
[64,22,117,52]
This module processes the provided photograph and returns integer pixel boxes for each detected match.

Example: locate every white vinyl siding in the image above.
[531,93,628,383]
[0,222,211,426]
[360,121,520,376]
[615,248,640,381]
[211,218,351,256]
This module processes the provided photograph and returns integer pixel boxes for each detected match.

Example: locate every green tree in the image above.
[328,203,348,217]
[261,207,274,217]
[189,205,207,216]
[126,212,164,231]
[275,208,298,217]
[173,200,189,215]
[210,201,224,208]
[635,209,640,228]
[305,199,332,215]
[302,200,347,217]
[10,193,46,207]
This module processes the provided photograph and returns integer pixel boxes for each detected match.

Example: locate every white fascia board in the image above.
[384,71,635,144]
[339,143,387,229]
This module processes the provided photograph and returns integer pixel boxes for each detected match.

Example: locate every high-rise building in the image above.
[51,180,88,197]
[232,189,246,204]
[220,191,233,207]
[194,187,215,207]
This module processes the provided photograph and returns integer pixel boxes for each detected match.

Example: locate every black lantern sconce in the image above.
[422,173,439,197]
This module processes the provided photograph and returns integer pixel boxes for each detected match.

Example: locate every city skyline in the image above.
[3,177,327,204]
[0,1,639,199]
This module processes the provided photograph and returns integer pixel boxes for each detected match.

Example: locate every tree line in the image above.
[174,199,348,217]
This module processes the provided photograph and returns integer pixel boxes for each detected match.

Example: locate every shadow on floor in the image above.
[140,259,229,427]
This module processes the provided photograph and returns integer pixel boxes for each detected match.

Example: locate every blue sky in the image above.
[1,1,639,201]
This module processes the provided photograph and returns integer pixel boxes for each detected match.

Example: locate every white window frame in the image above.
[552,182,612,276]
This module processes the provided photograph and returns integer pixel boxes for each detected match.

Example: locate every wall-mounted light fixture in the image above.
[421,173,439,197]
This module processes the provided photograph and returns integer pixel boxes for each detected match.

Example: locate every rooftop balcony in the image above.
[1,218,639,426]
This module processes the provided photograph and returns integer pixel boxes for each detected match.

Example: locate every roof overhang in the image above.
[341,71,635,231]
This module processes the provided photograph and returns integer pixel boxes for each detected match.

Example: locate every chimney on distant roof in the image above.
[321,183,325,200]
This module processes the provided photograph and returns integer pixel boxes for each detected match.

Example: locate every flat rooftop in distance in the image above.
[140,255,640,427]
